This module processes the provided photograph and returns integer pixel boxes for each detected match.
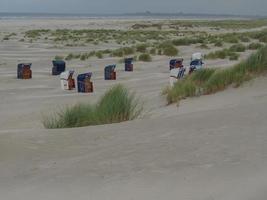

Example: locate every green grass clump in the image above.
[229,44,246,52]
[248,43,263,50]
[122,47,135,55]
[54,55,64,60]
[139,53,152,62]
[197,44,209,49]
[150,48,157,55]
[205,48,240,60]
[166,80,197,104]
[158,41,179,56]
[172,37,202,46]
[163,45,179,56]
[240,36,250,43]
[190,68,216,83]
[229,53,239,60]
[205,49,228,59]
[214,41,223,47]
[96,51,103,59]
[136,44,148,53]
[222,35,239,43]
[43,84,142,129]
[164,45,267,104]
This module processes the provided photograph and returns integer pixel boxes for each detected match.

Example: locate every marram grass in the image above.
[43,84,143,129]
[165,45,267,104]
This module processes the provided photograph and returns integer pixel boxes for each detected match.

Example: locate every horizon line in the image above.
[0,11,266,18]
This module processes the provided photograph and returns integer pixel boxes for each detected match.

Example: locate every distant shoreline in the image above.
[0,12,265,20]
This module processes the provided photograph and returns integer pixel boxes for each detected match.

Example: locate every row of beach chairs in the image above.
[17,58,134,93]
[17,53,204,91]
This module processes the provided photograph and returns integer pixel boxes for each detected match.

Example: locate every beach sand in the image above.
[0,18,267,200]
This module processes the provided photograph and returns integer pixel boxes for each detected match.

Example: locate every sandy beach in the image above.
[0,18,267,200]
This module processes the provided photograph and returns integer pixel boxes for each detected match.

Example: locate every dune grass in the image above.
[165,45,267,104]
[43,85,143,129]
[205,48,240,60]
[139,53,152,62]
[248,43,263,50]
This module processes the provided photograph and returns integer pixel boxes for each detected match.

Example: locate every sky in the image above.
[0,0,266,16]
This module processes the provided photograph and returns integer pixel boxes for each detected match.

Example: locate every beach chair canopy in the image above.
[18,63,32,70]
[170,58,183,65]
[53,60,65,67]
[191,53,203,61]
[52,60,66,75]
[125,58,133,64]
[77,72,92,82]
[170,58,184,70]
[105,65,116,72]
[60,70,74,80]
[190,59,203,66]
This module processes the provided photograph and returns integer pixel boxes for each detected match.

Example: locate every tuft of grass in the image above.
[43,84,143,129]
[205,47,240,60]
[162,45,179,56]
[197,44,209,49]
[54,55,64,60]
[96,51,103,59]
[136,44,148,53]
[164,45,267,104]
[139,53,152,62]
[229,43,246,52]
[172,37,203,46]
[214,40,223,47]
[247,43,263,50]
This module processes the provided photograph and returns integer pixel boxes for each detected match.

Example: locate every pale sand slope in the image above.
[1,76,267,200]
[1,19,267,199]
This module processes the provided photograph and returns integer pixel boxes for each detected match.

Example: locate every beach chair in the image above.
[60,70,75,90]
[169,67,186,87]
[125,58,133,72]
[189,53,204,74]
[52,60,66,75]
[169,58,184,70]
[104,65,116,80]
[17,63,32,79]
[77,73,93,93]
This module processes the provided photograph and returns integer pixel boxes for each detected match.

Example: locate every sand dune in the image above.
[0,19,267,200]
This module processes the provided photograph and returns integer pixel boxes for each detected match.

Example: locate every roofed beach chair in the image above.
[189,53,204,74]
[17,63,32,79]
[169,58,184,71]
[52,60,66,75]
[104,65,116,80]
[125,58,133,72]
[60,70,75,90]
[77,73,93,93]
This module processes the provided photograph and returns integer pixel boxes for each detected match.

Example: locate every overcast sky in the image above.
[1,0,266,16]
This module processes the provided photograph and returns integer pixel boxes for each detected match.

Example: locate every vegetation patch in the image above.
[229,44,246,52]
[164,45,267,104]
[205,48,239,60]
[248,43,263,50]
[43,85,143,129]
[139,53,152,62]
